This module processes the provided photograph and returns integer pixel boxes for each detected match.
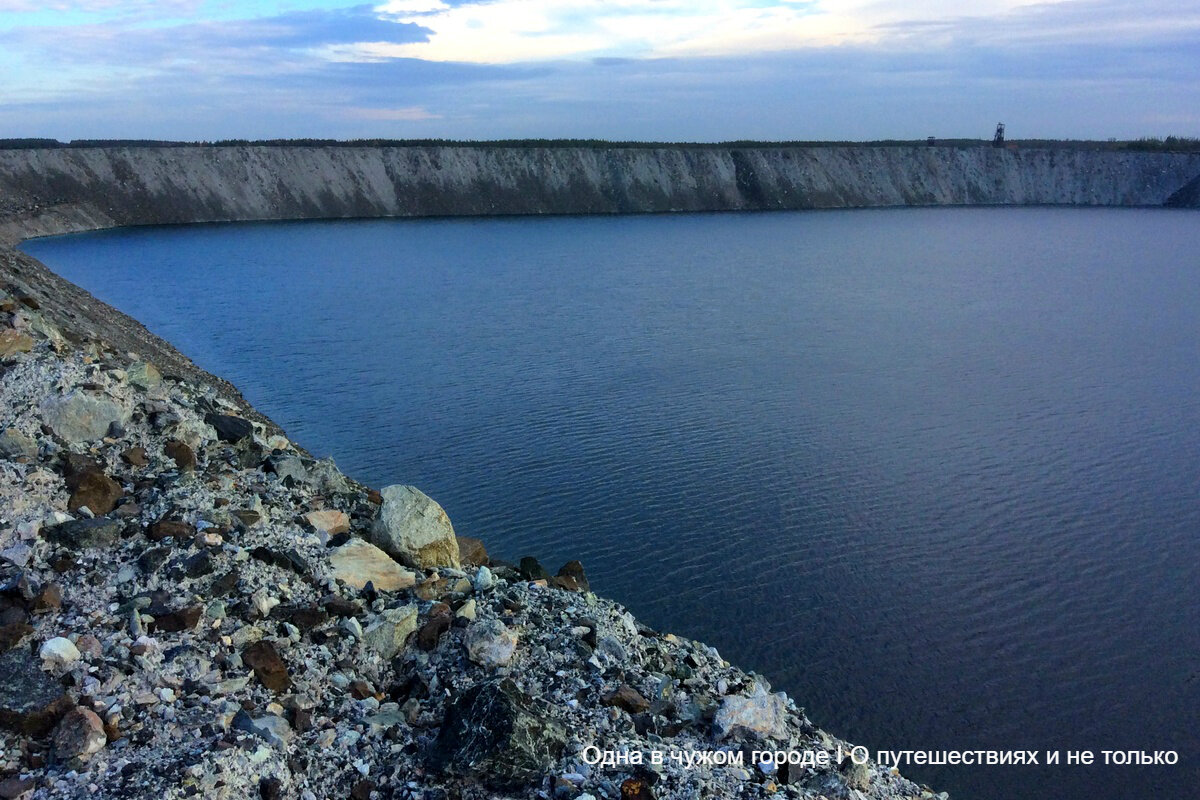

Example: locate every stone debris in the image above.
[0,271,931,800]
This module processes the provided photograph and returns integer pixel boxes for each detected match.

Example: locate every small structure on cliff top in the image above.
[993,122,1006,147]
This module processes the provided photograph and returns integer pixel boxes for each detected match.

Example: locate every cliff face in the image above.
[1,145,1199,243]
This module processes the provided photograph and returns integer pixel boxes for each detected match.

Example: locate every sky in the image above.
[1,0,1198,141]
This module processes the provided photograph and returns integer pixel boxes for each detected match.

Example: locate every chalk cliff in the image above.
[1,144,1198,244]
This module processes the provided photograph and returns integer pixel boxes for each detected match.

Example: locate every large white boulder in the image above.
[370,485,460,569]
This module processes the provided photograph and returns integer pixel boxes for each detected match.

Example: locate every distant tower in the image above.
[993,122,1005,148]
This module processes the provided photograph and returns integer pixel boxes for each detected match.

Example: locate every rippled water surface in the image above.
[25,208,1200,799]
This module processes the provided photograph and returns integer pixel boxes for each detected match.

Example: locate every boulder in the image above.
[370,485,460,569]
[0,329,34,358]
[329,539,416,591]
[39,637,80,668]
[164,440,196,471]
[40,392,129,443]
[242,640,291,692]
[429,679,565,788]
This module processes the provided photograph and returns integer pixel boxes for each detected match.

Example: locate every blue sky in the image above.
[1,0,1198,141]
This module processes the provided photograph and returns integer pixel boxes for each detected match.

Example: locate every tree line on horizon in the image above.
[2,136,1198,152]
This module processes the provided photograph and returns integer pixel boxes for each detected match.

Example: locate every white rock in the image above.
[713,684,789,741]
[329,538,417,591]
[40,636,81,667]
[463,619,518,668]
[473,565,495,593]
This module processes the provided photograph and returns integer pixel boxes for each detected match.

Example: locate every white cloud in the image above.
[360,0,1079,64]
[343,105,442,120]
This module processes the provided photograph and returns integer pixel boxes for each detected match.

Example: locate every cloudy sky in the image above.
[1,0,1198,141]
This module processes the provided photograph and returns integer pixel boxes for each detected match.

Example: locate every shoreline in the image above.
[0,150,957,799]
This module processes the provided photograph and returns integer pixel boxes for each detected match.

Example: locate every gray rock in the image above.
[204,412,253,443]
[0,427,36,459]
[370,484,460,569]
[0,648,73,735]
[40,392,128,443]
[429,679,565,788]
[232,709,293,748]
[44,517,123,549]
[362,604,419,660]
[125,361,162,390]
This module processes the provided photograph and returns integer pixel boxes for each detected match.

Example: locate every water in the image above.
[24,207,1200,799]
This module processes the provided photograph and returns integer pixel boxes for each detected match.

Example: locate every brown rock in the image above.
[243,640,291,692]
[602,685,651,714]
[414,577,449,602]
[456,536,489,567]
[0,776,35,800]
[349,680,375,700]
[416,612,453,651]
[304,510,349,536]
[31,583,63,613]
[0,622,32,652]
[67,469,122,515]
[551,560,590,593]
[148,519,194,542]
[621,778,655,800]
[366,489,383,505]
[120,446,148,467]
[232,509,261,528]
[350,781,376,800]
[53,707,106,761]
[0,329,34,358]
[152,605,202,633]
[163,440,195,471]
[75,635,103,659]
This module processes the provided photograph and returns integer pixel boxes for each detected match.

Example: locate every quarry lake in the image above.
[23,206,1200,800]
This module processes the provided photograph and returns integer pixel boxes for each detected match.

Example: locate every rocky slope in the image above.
[0,145,1007,799]
[2,144,1199,244]
[0,263,936,800]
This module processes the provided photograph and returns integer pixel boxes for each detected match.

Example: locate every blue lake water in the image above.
[24,207,1200,800]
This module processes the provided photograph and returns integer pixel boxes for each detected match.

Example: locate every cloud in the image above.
[2,0,1199,141]
[360,0,1096,64]
[344,105,442,120]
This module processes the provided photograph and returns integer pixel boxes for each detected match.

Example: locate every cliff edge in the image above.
[2,144,1199,244]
